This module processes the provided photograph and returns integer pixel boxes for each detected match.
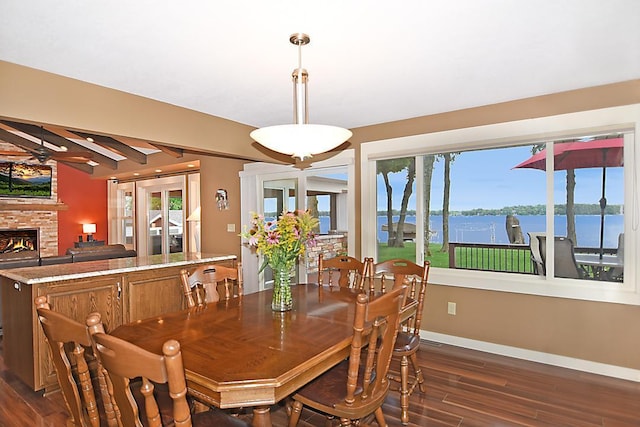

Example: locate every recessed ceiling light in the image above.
[109,176,116,180]
[155,169,162,173]
[86,137,94,143]
[187,164,195,168]
[133,172,140,176]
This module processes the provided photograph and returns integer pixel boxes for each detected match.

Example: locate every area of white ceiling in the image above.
[1,1,638,131]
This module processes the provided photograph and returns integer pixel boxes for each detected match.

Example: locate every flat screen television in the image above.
[0,161,52,198]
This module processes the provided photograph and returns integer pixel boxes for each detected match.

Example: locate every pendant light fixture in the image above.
[250,33,352,161]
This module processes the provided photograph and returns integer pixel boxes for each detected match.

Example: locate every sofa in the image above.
[0,244,137,270]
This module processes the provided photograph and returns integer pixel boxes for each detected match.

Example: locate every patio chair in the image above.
[528,232,546,276]
[607,233,624,281]
[539,236,586,279]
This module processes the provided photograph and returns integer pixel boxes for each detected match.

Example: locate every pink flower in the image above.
[266,231,280,245]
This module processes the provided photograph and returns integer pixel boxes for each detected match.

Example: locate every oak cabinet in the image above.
[36,276,123,389]
[0,254,236,391]
[125,269,184,323]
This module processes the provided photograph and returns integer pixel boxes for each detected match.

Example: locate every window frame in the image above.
[360,105,639,305]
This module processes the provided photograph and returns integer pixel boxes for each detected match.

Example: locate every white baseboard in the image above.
[422,331,640,383]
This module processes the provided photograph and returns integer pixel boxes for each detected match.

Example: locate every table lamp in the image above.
[83,223,96,242]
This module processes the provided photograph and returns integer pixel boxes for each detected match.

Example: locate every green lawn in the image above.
[377,241,533,272]
[377,242,450,268]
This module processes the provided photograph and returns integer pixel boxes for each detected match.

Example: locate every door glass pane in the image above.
[262,179,297,288]
[168,189,183,253]
[306,171,349,278]
[148,191,162,255]
[123,189,134,246]
[147,189,184,255]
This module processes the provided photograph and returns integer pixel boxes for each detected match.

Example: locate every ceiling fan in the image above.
[0,126,93,164]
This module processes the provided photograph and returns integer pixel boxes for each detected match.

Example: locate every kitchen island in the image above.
[0,252,236,391]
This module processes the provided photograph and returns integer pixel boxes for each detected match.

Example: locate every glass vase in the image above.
[271,264,293,311]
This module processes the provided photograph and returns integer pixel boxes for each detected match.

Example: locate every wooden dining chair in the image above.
[180,262,243,308]
[288,285,408,427]
[369,258,430,425]
[35,296,118,427]
[317,253,370,289]
[86,313,250,427]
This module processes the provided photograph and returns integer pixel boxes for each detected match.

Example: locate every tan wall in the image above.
[0,60,288,163]
[350,80,640,371]
[3,59,640,372]
[198,156,246,260]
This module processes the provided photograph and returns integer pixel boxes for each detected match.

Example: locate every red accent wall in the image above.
[57,163,108,255]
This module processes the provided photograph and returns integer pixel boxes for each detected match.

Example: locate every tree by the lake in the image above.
[440,152,459,254]
[377,158,415,247]
[423,154,436,256]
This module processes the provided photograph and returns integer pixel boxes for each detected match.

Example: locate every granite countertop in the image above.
[0,252,236,285]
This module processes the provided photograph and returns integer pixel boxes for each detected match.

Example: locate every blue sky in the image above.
[377,144,624,212]
[263,143,624,214]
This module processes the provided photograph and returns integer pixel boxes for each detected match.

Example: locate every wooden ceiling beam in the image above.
[147,142,184,158]
[0,127,47,154]
[1,120,118,170]
[70,131,147,164]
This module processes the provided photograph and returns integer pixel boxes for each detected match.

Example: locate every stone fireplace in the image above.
[0,153,59,258]
[0,228,40,261]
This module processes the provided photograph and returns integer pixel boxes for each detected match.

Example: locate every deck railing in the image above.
[448,242,618,275]
[448,242,536,274]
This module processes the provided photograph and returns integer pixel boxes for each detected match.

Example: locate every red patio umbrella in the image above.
[513,137,624,257]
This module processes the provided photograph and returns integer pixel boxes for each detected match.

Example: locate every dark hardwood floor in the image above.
[1,336,639,426]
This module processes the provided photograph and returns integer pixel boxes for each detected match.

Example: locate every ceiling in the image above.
[0,1,639,172]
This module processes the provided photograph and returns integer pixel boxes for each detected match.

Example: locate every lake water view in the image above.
[319,215,624,249]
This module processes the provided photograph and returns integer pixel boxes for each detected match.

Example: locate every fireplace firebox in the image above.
[0,228,39,260]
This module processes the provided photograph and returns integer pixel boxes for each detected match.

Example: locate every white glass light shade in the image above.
[251,124,352,161]
[82,223,96,234]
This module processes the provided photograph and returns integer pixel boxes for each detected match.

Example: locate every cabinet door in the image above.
[36,276,123,390]
[126,268,184,322]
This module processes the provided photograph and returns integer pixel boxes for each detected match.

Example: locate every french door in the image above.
[136,176,186,256]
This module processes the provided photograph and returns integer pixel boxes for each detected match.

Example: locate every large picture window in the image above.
[362,105,638,305]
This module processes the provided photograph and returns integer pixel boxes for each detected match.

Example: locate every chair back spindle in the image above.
[369,258,430,424]
[35,296,118,427]
[317,253,370,289]
[180,262,243,308]
[288,285,408,426]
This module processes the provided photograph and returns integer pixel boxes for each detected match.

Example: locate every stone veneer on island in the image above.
[0,252,236,391]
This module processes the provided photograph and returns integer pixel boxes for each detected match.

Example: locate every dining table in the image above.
[110,283,369,427]
[574,253,623,280]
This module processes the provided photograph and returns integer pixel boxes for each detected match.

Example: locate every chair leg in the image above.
[288,400,303,427]
[400,355,410,425]
[373,407,388,427]
[410,352,426,393]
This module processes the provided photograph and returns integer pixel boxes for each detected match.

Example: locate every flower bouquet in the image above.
[242,210,318,311]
